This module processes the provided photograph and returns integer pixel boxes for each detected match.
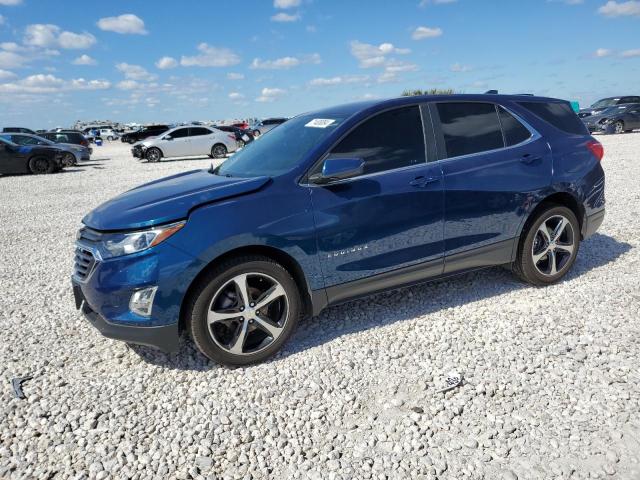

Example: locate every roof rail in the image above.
[484,89,498,94]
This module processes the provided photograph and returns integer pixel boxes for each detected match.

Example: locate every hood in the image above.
[83,169,270,231]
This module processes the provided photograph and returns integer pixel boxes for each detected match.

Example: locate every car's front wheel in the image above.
[211,144,227,159]
[513,205,580,286]
[146,147,162,163]
[28,156,55,174]
[187,256,301,366]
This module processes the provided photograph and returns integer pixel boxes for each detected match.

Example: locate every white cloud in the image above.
[271,12,301,22]
[116,79,141,90]
[621,48,640,57]
[598,0,640,17]
[73,54,97,65]
[227,72,244,80]
[0,0,22,5]
[0,51,26,69]
[274,0,300,8]
[180,43,241,67]
[116,62,157,81]
[308,75,370,86]
[155,56,178,69]
[0,73,110,93]
[0,68,16,80]
[251,56,300,69]
[384,60,419,73]
[0,15,5,25]
[412,26,443,40]
[228,92,245,101]
[350,41,410,68]
[24,24,96,50]
[256,87,286,102]
[97,14,148,34]
[594,48,612,57]
[450,62,472,72]
[419,0,457,5]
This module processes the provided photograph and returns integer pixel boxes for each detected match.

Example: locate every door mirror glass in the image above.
[163,135,173,141]
[309,158,364,184]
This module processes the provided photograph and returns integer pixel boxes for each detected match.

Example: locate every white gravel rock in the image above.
[1,136,640,479]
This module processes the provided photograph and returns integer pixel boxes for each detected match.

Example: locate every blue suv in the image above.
[72,94,605,365]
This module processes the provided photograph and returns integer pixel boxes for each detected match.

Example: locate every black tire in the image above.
[107,136,114,141]
[128,138,136,144]
[614,121,624,134]
[146,147,162,163]
[28,156,55,174]
[211,144,227,159]
[253,129,261,137]
[61,152,76,167]
[513,205,580,286]
[186,255,301,366]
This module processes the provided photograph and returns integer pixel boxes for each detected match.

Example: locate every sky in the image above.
[0,0,638,127]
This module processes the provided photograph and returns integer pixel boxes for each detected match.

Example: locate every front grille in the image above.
[74,246,96,281]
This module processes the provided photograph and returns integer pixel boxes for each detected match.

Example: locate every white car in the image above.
[133,125,238,162]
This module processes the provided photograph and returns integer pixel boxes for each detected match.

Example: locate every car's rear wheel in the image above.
[513,205,580,286]
[128,138,135,144]
[146,147,162,163]
[107,136,115,141]
[61,152,76,167]
[187,256,301,366]
[238,139,245,148]
[211,144,227,159]
[614,121,625,134]
[253,129,261,138]
[28,156,55,174]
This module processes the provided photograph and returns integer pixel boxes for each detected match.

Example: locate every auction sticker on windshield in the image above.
[305,119,336,128]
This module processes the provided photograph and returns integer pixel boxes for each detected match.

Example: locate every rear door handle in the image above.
[410,176,439,188]
[520,154,542,165]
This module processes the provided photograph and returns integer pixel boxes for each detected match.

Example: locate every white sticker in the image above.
[305,118,336,128]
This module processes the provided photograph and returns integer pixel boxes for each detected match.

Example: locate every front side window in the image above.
[325,105,426,176]
[169,128,189,139]
[436,102,503,158]
[498,107,532,146]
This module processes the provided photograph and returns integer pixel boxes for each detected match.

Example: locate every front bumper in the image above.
[74,285,179,352]
[132,145,145,158]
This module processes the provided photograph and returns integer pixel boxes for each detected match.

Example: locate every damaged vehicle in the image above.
[0,136,65,174]
[581,103,640,134]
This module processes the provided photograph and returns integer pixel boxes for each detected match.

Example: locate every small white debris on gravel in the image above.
[1,136,640,479]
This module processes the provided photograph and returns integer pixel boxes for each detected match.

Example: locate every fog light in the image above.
[129,287,158,317]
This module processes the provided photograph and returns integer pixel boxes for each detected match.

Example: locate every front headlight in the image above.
[98,222,185,259]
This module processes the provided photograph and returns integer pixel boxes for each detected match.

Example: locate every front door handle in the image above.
[410,176,439,188]
[520,154,542,165]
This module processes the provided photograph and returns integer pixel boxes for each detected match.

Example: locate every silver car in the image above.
[251,117,288,137]
[133,125,238,162]
[0,133,90,166]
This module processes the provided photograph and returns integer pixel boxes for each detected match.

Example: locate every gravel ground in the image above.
[1,135,639,480]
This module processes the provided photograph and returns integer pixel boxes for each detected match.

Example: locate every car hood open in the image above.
[83,169,270,231]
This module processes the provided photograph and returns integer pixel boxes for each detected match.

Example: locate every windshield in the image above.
[216,114,346,177]
[0,136,17,146]
[591,98,619,108]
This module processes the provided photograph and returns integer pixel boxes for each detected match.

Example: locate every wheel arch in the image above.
[178,245,314,334]
[146,146,164,158]
[519,191,586,245]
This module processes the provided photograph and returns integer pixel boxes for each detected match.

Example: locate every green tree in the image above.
[401,88,455,96]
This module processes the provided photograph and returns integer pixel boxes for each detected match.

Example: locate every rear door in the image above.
[431,101,552,272]
[188,127,214,156]
[308,104,445,288]
[626,105,640,129]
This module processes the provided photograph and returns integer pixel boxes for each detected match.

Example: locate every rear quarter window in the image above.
[518,101,587,135]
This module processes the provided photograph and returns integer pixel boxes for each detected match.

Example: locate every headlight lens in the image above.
[99,222,185,259]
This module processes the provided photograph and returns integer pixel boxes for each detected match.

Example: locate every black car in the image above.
[120,125,170,144]
[2,127,36,134]
[0,137,65,174]
[581,103,640,134]
[40,130,91,149]
[578,96,640,118]
[213,125,255,147]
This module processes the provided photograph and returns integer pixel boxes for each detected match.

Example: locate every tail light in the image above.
[80,139,89,147]
[586,140,604,161]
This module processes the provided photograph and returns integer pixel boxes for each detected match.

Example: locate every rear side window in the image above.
[518,101,587,135]
[55,134,70,143]
[498,107,532,146]
[327,105,426,175]
[189,127,211,136]
[436,102,503,158]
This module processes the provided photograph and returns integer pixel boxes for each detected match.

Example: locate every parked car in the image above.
[132,125,238,162]
[96,129,119,141]
[581,103,640,134]
[72,94,605,365]
[0,133,90,165]
[0,136,65,174]
[121,125,170,144]
[232,122,250,130]
[40,130,91,150]
[2,127,36,134]
[213,125,254,147]
[251,117,287,137]
[578,96,640,118]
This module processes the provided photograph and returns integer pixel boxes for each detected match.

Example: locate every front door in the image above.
[162,127,190,157]
[309,105,445,288]
[0,140,25,174]
[431,101,553,272]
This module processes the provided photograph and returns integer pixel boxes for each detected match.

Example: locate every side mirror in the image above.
[163,135,173,141]
[309,158,364,185]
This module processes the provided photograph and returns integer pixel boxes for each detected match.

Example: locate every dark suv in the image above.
[72,94,605,365]
[578,96,640,118]
[120,125,170,144]
[0,136,65,174]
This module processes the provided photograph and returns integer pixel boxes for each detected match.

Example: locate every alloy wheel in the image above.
[207,273,289,355]
[146,149,160,162]
[32,158,49,174]
[614,121,624,134]
[213,145,227,158]
[531,215,575,276]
